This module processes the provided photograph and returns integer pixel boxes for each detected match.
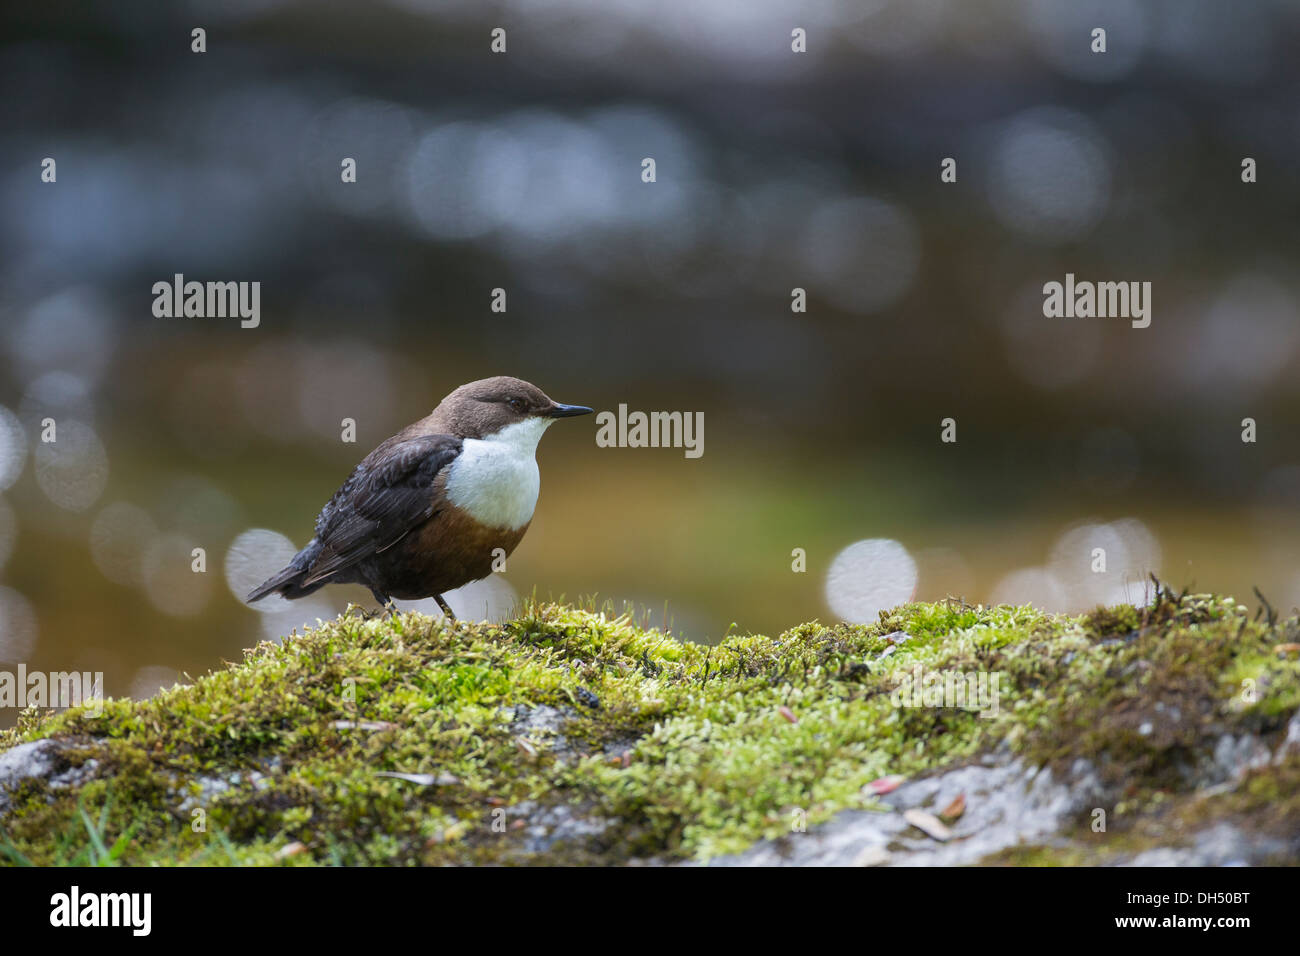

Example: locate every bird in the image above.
[246,376,592,620]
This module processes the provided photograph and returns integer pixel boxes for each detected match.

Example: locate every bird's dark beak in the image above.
[548,402,593,418]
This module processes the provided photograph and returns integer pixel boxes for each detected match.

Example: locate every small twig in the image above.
[1254,586,1277,628]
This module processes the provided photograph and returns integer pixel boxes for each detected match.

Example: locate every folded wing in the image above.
[299,433,464,587]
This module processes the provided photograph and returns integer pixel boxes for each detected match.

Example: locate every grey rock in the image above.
[1210,734,1272,784]
[508,799,610,854]
[176,769,269,812]
[709,757,1103,867]
[0,739,63,814]
[509,703,579,760]
[1124,823,1289,867]
[511,703,572,737]
[1275,709,1300,764]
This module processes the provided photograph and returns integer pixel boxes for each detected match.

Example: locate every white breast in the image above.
[443,417,551,530]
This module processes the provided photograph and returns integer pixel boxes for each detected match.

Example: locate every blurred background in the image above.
[4,0,1300,720]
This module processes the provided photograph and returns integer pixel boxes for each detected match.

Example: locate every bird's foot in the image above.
[364,590,399,620]
[434,594,457,623]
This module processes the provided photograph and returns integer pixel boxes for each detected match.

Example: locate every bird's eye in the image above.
[508,397,526,412]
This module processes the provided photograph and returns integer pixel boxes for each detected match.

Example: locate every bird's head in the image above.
[436,376,592,443]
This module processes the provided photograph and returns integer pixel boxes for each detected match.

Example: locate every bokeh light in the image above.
[5,287,114,386]
[256,596,341,643]
[397,574,518,624]
[90,501,159,587]
[1048,518,1161,612]
[825,538,918,623]
[989,567,1068,611]
[985,107,1112,243]
[0,406,26,490]
[1181,273,1299,393]
[141,533,213,617]
[225,528,300,613]
[1024,0,1148,82]
[33,419,108,512]
[0,497,15,571]
[0,586,37,661]
[797,197,920,314]
[128,665,182,701]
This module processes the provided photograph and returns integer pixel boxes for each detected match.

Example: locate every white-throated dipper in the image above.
[246,376,592,620]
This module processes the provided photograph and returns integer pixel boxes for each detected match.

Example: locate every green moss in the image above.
[1,591,1297,866]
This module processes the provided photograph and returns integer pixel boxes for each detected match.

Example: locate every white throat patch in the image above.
[443,417,552,530]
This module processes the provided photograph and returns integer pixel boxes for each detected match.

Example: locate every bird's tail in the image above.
[246,539,327,603]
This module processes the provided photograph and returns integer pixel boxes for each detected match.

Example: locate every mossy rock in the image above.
[1,591,1298,866]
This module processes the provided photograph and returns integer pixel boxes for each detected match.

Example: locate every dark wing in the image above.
[299,434,462,587]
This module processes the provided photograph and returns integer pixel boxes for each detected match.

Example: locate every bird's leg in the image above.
[433,593,457,622]
[368,588,397,619]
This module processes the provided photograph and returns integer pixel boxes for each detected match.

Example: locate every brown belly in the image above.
[368,506,529,599]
